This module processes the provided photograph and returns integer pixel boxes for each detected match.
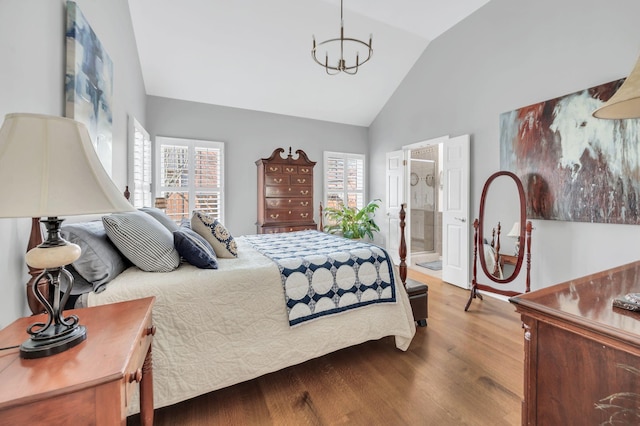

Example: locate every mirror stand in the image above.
[465,220,532,310]
[464,171,533,311]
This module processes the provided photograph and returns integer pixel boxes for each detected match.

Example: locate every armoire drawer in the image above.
[265,186,312,197]
[265,208,313,223]
[266,198,313,209]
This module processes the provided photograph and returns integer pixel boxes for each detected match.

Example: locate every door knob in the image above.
[454,217,466,222]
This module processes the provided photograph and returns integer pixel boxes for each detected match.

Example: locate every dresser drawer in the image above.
[266,198,312,209]
[265,175,288,185]
[265,208,313,223]
[290,176,311,186]
[265,165,282,174]
[265,186,312,197]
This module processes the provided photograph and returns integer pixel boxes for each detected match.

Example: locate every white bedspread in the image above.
[88,237,416,413]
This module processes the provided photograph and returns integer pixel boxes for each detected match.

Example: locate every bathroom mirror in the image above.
[465,171,532,311]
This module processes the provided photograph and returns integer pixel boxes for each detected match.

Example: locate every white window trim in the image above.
[155,136,225,223]
[127,116,152,208]
[323,151,366,209]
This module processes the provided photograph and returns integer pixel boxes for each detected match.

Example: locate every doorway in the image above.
[387,134,469,289]
[409,145,443,278]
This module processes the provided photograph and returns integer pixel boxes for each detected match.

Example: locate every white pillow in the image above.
[102,211,180,272]
[191,211,238,258]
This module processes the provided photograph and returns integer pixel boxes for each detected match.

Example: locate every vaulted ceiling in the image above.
[128,0,491,126]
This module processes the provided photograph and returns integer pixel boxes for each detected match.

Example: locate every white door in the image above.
[442,134,470,288]
[385,150,404,264]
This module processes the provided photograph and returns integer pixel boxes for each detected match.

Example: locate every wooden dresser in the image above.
[510,261,640,425]
[256,147,317,234]
[0,297,155,426]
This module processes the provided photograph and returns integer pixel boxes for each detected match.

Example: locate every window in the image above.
[155,136,224,223]
[129,117,152,208]
[323,151,365,209]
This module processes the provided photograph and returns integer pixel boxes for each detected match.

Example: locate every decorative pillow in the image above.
[60,220,128,293]
[102,211,180,272]
[174,227,218,269]
[139,207,179,232]
[191,211,238,258]
[62,264,94,296]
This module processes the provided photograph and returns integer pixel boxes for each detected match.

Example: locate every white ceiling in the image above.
[127,0,490,126]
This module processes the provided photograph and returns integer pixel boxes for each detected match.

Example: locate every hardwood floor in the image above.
[128,269,524,425]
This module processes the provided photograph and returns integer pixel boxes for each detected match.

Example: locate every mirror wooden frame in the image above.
[465,171,532,311]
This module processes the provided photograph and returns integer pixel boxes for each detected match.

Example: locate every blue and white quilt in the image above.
[243,230,396,326]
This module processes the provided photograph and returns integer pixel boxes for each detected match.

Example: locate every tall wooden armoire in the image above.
[256,147,317,234]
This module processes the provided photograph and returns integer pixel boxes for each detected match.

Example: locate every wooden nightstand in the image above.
[0,297,155,425]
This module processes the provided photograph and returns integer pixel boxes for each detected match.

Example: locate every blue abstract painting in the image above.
[65,1,113,175]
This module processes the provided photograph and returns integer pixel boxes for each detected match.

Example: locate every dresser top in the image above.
[511,261,640,346]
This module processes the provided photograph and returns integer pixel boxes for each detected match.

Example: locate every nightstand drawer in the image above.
[124,315,154,406]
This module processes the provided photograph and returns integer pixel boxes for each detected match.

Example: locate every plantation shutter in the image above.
[131,118,152,208]
[324,152,365,210]
[156,137,224,223]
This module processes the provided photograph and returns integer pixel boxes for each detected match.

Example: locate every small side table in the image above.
[0,297,155,425]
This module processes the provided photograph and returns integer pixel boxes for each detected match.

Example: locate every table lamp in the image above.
[0,113,135,358]
[507,221,520,256]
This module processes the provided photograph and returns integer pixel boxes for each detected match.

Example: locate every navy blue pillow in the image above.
[174,227,218,269]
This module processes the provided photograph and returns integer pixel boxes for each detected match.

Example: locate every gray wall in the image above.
[369,0,640,291]
[146,96,369,237]
[0,0,146,327]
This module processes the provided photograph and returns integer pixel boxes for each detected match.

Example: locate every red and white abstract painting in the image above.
[500,79,640,224]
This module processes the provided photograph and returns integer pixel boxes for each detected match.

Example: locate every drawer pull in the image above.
[285,167,295,172]
[269,167,278,172]
[146,325,157,336]
[270,214,280,219]
[273,178,283,183]
[288,210,292,214]
[300,190,309,195]
[129,368,143,383]
[301,201,309,207]
[300,213,309,218]
[297,178,306,184]
[301,168,309,173]
[288,188,292,192]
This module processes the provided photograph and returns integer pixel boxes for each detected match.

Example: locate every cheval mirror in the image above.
[465,171,532,311]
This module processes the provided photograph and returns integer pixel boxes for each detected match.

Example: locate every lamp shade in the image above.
[0,113,134,218]
[507,221,520,238]
[593,55,640,119]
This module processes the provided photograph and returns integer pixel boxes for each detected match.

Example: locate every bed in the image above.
[47,208,417,414]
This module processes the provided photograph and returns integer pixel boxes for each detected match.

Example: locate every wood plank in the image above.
[128,272,523,425]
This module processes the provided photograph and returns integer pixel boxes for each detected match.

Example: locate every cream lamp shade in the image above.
[593,54,640,119]
[507,222,520,238]
[0,113,134,218]
[0,113,134,359]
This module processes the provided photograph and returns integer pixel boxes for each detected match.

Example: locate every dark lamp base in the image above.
[20,324,87,359]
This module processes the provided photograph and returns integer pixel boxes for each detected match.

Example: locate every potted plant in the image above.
[323,199,381,240]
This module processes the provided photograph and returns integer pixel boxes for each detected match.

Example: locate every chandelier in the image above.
[311,0,373,75]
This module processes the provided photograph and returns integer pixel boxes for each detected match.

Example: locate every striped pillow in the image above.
[102,211,180,272]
